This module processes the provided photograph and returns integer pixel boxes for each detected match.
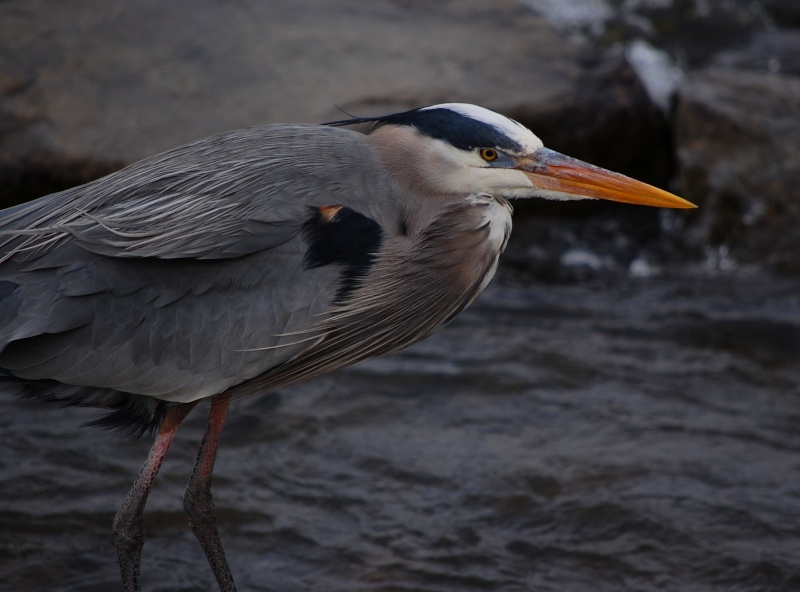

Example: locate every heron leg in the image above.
[114,402,197,592]
[184,394,237,592]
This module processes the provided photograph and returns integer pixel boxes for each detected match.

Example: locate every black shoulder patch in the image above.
[302,205,383,302]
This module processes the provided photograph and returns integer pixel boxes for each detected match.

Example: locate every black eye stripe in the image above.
[326,108,524,153]
[392,110,522,152]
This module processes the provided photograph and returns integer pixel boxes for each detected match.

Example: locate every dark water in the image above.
[1,265,799,592]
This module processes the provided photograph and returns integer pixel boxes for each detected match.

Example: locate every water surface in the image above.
[1,268,799,591]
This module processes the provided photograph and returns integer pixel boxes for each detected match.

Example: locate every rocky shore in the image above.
[1,0,797,273]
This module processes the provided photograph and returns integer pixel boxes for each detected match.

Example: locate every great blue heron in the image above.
[0,103,694,591]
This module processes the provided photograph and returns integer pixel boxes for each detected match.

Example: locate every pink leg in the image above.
[114,402,197,592]
[184,394,237,592]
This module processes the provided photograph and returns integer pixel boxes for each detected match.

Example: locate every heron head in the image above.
[328,103,695,209]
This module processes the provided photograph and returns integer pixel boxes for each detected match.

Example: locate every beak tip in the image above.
[672,196,698,209]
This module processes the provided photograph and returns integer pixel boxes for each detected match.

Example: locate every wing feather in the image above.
[0,124,383,262]
[0,124,394,405]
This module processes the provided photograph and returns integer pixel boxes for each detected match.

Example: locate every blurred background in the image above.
[1,1,799,590]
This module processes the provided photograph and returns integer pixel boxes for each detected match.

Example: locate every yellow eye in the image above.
[480,148,498,162]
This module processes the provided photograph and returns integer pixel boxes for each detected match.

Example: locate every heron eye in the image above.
[480,148,498,162]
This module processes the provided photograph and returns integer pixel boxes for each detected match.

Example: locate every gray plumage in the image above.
[0,103,694,592]
[0,119,511,437]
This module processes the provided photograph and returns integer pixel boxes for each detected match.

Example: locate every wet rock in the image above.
[0,0,667,207]
[515,48,671,187]
[712,29,800,75]
[762,0,800,27]
[674,69,800,273]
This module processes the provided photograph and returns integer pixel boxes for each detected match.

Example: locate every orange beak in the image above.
[518,148,696,209]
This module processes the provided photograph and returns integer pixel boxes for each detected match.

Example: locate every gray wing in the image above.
[0,124,382,261]
[0,124,396,410]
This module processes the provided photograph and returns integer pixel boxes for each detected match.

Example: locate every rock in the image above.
[0,0,670,209]
[762,0,800,27]
[516,48,671,188]
[675,69,800,273]
[712,29,800,75]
